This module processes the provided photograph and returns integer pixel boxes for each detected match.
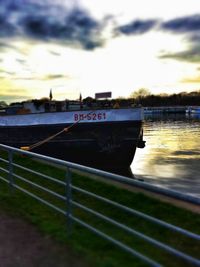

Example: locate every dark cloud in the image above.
[16,58,26,64]
[161,14,200,33]
[0,41,29,57]
[0,69,16,75]
[0,41,17,51]
[22,8,102,49]
[44,74,68,80]
[0,13,16,37]
[48,50,61,56]
[116,19,158,35]
[190,33,200,42]
[159,15,200,63]
[12,74,69,81]
[0,0,103,50]
[0,93,28,103]
[160,45,200,63]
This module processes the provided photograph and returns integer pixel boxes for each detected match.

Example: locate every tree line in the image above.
[128,89,200,107]
[1,89,200,108]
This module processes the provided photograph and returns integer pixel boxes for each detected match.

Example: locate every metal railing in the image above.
[0,144,199,267]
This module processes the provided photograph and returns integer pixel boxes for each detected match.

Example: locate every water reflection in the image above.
[131,114,200,197]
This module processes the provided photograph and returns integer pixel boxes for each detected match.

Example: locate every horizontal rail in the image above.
[0,158,8,164]
[0,144,199,205]
[13,173,66,201]
[0,166,9,174]
[13,162,66,186]
[0,175,65,214]
[0,144,200,267]
[72,185,200,241]
[72,200,200,266]
[14,184,66,215]
[71,215,161,267]
[0,175,9,184]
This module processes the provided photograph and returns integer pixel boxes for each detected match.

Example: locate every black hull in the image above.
[0,121,142,173]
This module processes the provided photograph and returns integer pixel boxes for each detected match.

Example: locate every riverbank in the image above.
[0,155,199,267]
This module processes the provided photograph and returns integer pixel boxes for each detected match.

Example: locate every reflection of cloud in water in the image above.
[131,114,200,197]
[172,150,200,156]
[152,164,185,178]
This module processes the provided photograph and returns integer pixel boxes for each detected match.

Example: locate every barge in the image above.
[0,103,145,173]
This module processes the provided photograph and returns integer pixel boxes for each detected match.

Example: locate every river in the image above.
[131,113,200,198]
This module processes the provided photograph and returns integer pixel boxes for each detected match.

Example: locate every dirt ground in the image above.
[0,212,89,267]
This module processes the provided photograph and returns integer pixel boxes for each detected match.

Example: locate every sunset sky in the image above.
[1,0,200,103]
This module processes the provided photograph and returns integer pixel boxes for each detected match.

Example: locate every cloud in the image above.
[160,45,200,63]
[181,76,200,83]
[0,15,16,37]
[159,15,200,63]
[0,69,16,75]
[3,87,27,93]
[161,14,200,33]
[190,33,200,42]
[0,0,104,50]
[48,50,61,56]
[116,19,158,35]
[13,77,34,81]
[115,14,200,37]
[0,41,30,59]
[44,74,69,80]
[0,41,18,51]
[0,93,28,103]
[16,58,26,65]
[11,73,70,81]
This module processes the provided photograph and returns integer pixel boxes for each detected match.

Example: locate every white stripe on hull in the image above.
[0,108,143,126]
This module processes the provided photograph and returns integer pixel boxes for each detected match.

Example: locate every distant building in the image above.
[44,101,67,112]
[23,101,45,113]
[6,103,23,115]
[95,92,112,99]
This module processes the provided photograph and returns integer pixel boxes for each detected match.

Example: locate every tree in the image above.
[0,101,8,108]
[130,88,151,99]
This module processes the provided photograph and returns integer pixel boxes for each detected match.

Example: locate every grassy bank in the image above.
[0,152,200,267]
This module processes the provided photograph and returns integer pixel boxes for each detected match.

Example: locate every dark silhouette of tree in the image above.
[0,101,8,108]
[129,90,200,106]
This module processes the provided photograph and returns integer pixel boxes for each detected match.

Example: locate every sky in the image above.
[0,0,200,103]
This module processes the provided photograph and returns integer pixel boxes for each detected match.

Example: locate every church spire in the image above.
[49,89,53,101]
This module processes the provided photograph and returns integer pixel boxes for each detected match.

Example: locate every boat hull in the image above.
[0,108,144,173]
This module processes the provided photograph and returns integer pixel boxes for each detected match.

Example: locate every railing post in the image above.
[65,167,72,235]
[8,150,14,192]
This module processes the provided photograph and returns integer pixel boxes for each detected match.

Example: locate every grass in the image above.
[0,150,200,267]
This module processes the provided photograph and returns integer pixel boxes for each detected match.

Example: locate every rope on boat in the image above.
[20,111,93,151]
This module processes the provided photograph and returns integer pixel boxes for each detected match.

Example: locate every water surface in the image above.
[131,114,200,197]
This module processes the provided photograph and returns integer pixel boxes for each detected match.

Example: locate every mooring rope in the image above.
[21,111,93,151]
